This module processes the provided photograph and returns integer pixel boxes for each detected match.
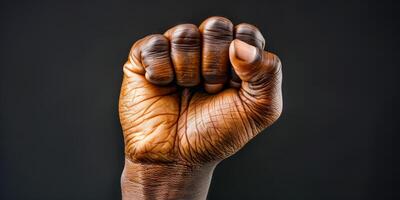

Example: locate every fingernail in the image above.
[233,39,257,62]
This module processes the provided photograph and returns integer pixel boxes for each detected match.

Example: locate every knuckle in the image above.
[264,52,282,75]
[170,24,201,51]
[235,23,265,49]
[271,53,282,71]
[141,34,170,58]
[200,16,233,43]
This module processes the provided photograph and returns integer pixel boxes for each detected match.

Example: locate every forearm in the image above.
[121,158,216,200]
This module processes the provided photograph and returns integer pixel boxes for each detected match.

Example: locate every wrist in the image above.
[121,158,216,200]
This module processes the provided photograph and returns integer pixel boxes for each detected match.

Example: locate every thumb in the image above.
[229,39,281,84]
[229,39,283,124]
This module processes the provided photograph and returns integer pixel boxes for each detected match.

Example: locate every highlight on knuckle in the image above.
[141,34,169,58]
[201,17,233,42]
[170,24,201,52]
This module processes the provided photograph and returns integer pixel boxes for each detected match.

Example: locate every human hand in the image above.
[119,16,282,200]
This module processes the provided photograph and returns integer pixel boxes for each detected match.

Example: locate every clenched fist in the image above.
[119,16,282,199]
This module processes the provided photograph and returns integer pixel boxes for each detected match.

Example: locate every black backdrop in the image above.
[1,0,399,199]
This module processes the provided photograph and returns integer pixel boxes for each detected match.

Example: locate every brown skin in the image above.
[119,16,283,200]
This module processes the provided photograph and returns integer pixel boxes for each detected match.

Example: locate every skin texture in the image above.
[119,16,283,200]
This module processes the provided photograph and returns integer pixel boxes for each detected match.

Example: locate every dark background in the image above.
[1,0,399,199]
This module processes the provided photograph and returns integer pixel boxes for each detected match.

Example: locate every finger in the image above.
[130,34,174,85]
[164,24,201,87]
[199,16,233,93]
[230,23,265,88]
